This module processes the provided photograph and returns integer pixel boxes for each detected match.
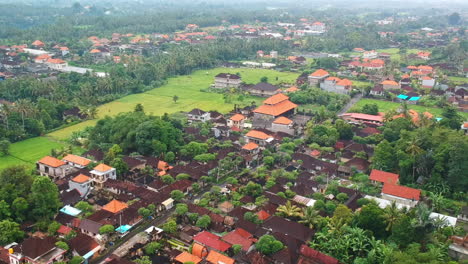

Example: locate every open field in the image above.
[376,48,426,61]
[0,68,299,171]
[448,76,468,84]
[0,137,71,170]
[352,98,468,118]
[48,67,299,140]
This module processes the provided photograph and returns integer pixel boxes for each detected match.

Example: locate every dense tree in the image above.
[144,242,163,255]
[0,139,10,156]
[256,235,284,255]
[195,215,211,229]
[99,224,115,234]
[372,140,397,172]
[29,176,61,221]
[0,220,24,245]
[162,219,177,234]
[171,190,185,201]
[354,203,387,239]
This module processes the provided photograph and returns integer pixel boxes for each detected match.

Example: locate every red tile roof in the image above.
[230,114,245,122]
[93,163,113,172]
[299,245,339,264]
[193,231,231,252]
[341,113,383,122]
[253,100,298,116]
[263,93,289,105]
[72,174,91,183]
[206,250,235,264]
[47,58,66,64]
[310,69,329,77]
[102,200,128,213]
[175,252,202,264]
[257,210,271,220]
[242,142,259,151]
[245,130,271,140]
[38,156,66,167]
[222,231,253,251]
[63,154,91,166]
[369,169,399,184]
[381,80,399,86]
[273,116,293,125]
[382,183,421,200]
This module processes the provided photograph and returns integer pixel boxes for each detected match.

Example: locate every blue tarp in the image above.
[408,97,420,101]
[60,205,82,216]
[116,225,132,233]
[397,94,408,100]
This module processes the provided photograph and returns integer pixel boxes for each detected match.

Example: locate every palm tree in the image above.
[299,207,320,229]
[383,201,400,232]
[399,102,410,119]
[15,99,33,129]
[276,201,301,219]
[406,137,424,182]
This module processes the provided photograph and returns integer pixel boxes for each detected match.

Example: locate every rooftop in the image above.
[382,183,421,201]
[369,169,399,184]
[102,200,128,214]
[38,156,66,168]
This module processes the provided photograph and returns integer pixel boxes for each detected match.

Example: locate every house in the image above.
[68,234,101,261]
[271,116,295,135]
[252,93,298,128]
[298,244,340,264]
[369,169,399,185]
[46,58,68,70]
[308,69,329,86]
[32,40,45,48]
[188,108,211,123]
[90,164,117,189]
[245,130,273,146]
[174,252,202,264]
[363,50,378,59]
[370,85,385,96]
[262,216,314,242]
[422,76,435,88]
[227,114,245,130]
[320,77,353,94]
[79,219,103,237]
[36,156,70,180]
[381,183,421,207]
[214,73,242,89]
[381,79,400,90]
[206,250,235,264]
[102,200,128,214]
[245,82,279,97]
[62,154,91,169]
[9,237,66,264]
[69,174,93,198]
[417,52,431,60]
[340,113,384,125]
[193,231,231,252]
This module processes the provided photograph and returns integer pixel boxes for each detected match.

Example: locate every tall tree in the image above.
[29,176,61,221]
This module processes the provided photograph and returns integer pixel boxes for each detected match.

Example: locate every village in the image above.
[0,6,467,264]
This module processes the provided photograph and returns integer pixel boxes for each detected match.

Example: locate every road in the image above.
[338,93,362,115]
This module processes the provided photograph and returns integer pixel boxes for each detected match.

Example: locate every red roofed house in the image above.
[46,58,68,70]
[206,250,235,264]
[298,244,340,264]
[381,79,400,90]
[271,116,295,135]
[62,154,91,169]
[37,156,69,180]
[369,169,399,185]
[245,130,273,146]
[382,183,421,207]
[252,93,297,129]
[32,40,45,48]
[340,113,384,125]
[193,231,231,252]
[227,114,245,130]
[308,69,330,85]
[69,174,92,198]
[320,76,353,95]
[9,237,66,264]
[222,229,253,251]
[90,164,116,189]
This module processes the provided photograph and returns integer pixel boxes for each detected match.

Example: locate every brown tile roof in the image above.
[253,99,298,116]
[263,93,289,105]
[69,234,99,256]
[13,237,57,259]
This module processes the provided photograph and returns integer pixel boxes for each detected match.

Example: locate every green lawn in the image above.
[448,76,468,84]
[48,67,299,140]
[0,137,71,170]
[353,98,468,118]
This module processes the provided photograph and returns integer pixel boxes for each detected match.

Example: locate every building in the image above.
[340,113,384,125]
[8,237,66,264]
[62,154,91,169]
[245,130,273,146]
[245,82,279,97]
[270,50,278,58]
[369,169,399,185]
[36,156,70,180]
[187,108,211,123]
[46,58,68,70]
[320,77,353,94]
[422,76,435,88]
[271,116,294,135]
[227,114,245,130]
[90,164,116,189]
[308,69,329,86]
[214,73,242,89]
[363,50,378,59]
[69,174,93,198]
[381,79,400,90]
[381,183,421,207]
[252,93,297,128]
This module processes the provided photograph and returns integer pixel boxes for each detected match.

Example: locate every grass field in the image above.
[376,48,426,61]
[448,76,468,84]
[0,137,72,170]
[353,98,468,118]
[48,67,299,140]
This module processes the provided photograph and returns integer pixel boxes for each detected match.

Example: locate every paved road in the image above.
[338,94,363,115]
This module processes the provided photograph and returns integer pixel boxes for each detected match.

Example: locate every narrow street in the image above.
[338,93,362,115]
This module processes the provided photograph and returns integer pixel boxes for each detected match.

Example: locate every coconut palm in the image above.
[299,207,320,229]
[276,201,301,219]
[383,201,401,232]
[406,137,424,182]
[15,99,33,129]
